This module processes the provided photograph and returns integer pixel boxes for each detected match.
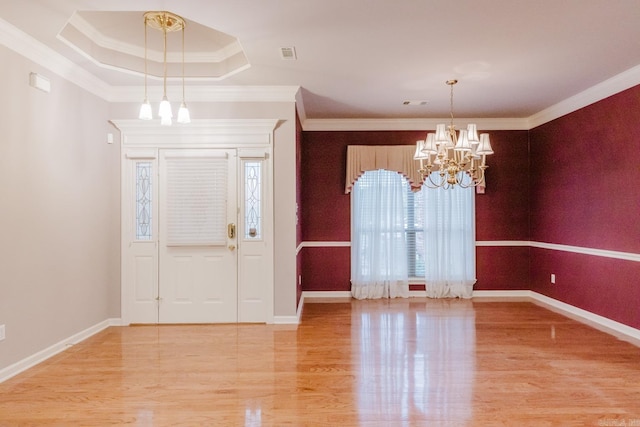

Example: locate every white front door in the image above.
[122,144,272,325]
[157,149,237,323]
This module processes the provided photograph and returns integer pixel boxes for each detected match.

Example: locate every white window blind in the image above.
[165,156,228,246]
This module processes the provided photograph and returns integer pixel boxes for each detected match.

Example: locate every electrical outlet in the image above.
[0,324,5,341]
[551,274,556,284]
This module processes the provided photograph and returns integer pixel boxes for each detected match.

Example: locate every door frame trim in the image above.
[115,119,278,325]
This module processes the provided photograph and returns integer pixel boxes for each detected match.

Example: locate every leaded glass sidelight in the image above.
[135,162,153,240]
[244,161,262,239]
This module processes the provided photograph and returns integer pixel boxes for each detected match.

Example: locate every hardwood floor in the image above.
[0,298,639,426]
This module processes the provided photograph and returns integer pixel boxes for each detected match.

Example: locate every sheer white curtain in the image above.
[422,173,476,298]
[351,170,410,299]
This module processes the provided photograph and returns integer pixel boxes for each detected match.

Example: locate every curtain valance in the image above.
[345,145,423,194]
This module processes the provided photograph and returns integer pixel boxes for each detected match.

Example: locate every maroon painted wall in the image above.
[474,130,530,291]
[298,85,640,330]
[529,85,640,328]
[300,130,531,292]
[295,112,303,306]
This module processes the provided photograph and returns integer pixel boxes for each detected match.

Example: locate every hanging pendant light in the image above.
[139,11,189,126]
[138,17,152,120]
[157,14,172,126]
[177,22,191,124]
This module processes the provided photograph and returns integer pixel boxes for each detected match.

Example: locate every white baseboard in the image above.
[529,292,640,344]
[0,318,121,383]
[303,291,352,298]
[302,290,531,299]
[272,315,299,325]
[472,290,531,298]
[300,290,640,345]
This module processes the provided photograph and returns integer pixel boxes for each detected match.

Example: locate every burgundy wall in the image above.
[298,85,640,330]
[475,130,530,291]
[295,112,303,306]
[529,85,640,328]
[300,130,531,292]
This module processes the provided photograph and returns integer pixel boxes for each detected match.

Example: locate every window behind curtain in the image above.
[352,169,424,278]
[422,171,476,298]
[403,178,425,277]
[352,169,475,283]
[351,169,409,299]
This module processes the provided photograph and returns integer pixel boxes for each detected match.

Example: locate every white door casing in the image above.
[116,119,277,325]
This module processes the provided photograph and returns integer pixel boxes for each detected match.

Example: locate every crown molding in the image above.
[107,85,300,103]
[528,64,640,129]
[302,118,530,132]
[0,17,111,100]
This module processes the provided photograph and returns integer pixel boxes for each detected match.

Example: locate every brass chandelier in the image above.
[414,80,493,188]
[139,11,190,126]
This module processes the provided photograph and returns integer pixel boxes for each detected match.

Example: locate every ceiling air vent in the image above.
[280,46,297,60]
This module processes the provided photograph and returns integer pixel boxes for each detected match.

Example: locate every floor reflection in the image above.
[353,299,476,424]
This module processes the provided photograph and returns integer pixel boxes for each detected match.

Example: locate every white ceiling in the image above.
[2,0,640,124]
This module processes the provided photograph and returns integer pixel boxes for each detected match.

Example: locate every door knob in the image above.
[228,245,236,251]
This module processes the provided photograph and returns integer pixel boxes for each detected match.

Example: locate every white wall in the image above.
[0,46,121,370]
[0,37,299,372]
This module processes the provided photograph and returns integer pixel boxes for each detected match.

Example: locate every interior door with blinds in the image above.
[159,149,237,323]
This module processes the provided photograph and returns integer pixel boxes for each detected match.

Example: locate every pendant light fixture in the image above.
[138,16,152,121]
[414,80,494,188]
[177,22,191,124]
[139,11,190,126]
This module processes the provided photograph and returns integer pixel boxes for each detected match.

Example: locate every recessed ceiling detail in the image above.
[57,11,250,81]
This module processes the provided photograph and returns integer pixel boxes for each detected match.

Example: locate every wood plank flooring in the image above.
[0,298,639,426]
